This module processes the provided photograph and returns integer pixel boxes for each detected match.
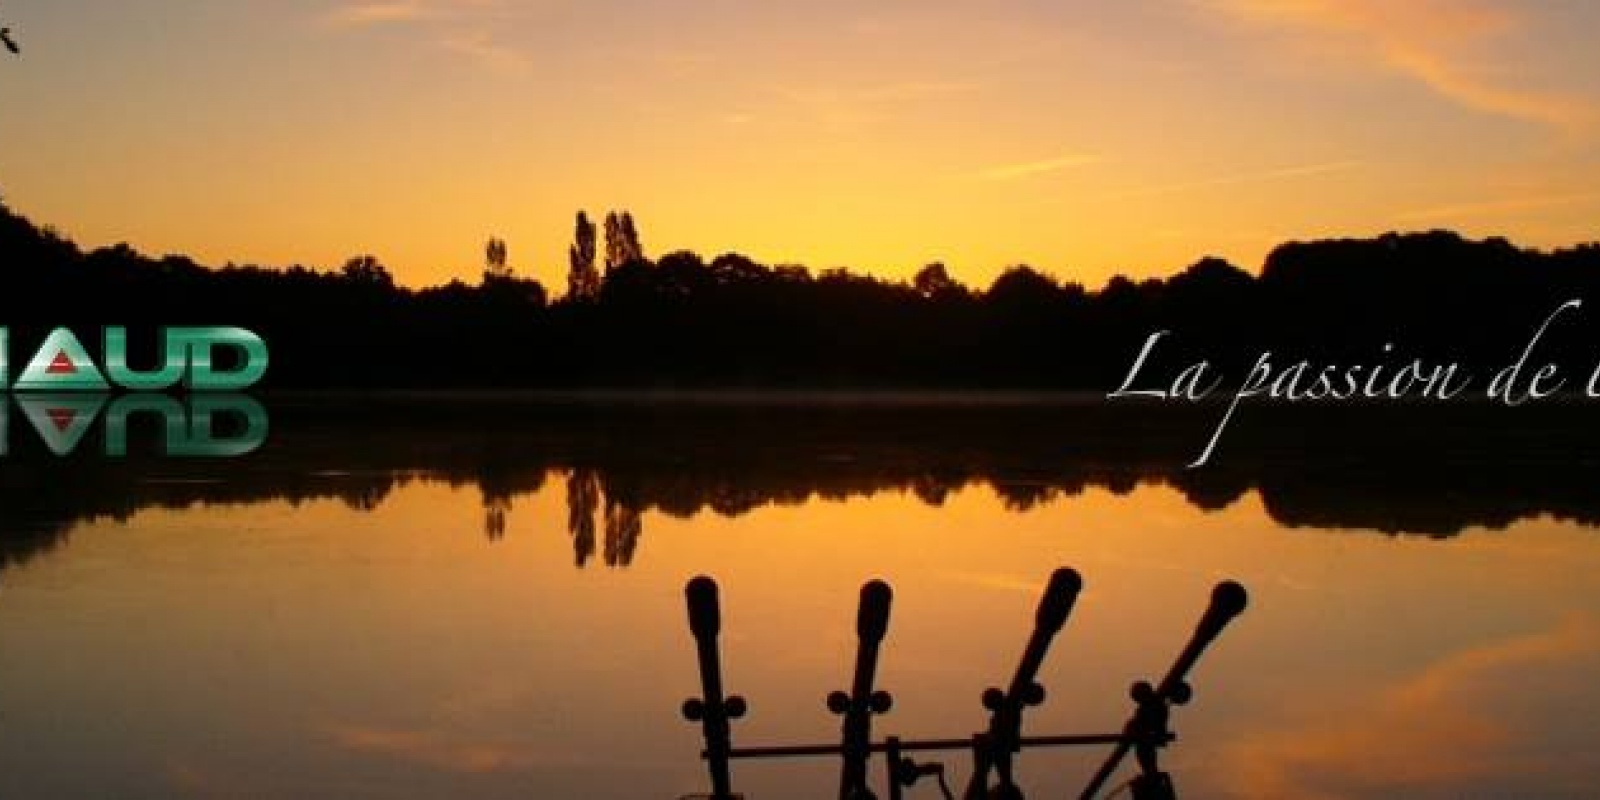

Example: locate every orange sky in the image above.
[2,1,1599,290]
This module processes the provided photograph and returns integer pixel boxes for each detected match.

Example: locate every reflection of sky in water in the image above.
[1,477,1598,799]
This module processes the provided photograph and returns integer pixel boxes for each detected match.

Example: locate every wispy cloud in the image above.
[752,78,984,136]
[440,30,531,73]
[323,1,436,28]
[973,153,1102,182]
[1104,159,1361,200]
[1399,190,1600,222]
[326,722,538,774]
[1207,0,1599,135]
[320,1,528,71]
[1218,614,1600,798]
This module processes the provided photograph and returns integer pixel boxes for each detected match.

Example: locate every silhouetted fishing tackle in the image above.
[963,567,1080,800]
[834,580,893,800]
[1079,581,1249,800]
[679,570,1248,800]
[683,576,746,800]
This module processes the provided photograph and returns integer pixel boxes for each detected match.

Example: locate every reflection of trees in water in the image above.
[0,466,411,575]
[0,525,70,574]
[566,468,600,566]
[484,494,510,540]
[341,483,394,512]
[477,463,519,542]
[911,468,966,507]
[993,483,1058,513]
[604,500,642,567]
[561,468,643,567]
[11,401,1600,576]
[470,462,546,542]
[600,471,644,567]
[12,448,1600,577]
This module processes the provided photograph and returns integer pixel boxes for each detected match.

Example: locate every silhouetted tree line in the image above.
[7,196,1600,388]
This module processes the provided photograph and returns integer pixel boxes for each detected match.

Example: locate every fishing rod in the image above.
[833,580,894,800]
[682,575,747,800]
[1078,581,1249,800]
[679,570,1247,800]
[962,567,1082,800]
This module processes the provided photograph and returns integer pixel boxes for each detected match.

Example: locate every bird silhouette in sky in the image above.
[1,1,17,56]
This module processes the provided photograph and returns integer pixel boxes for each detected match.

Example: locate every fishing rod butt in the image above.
[688,575,722,640]
[1186,580,1248,658]
[858,579,893,645]
[1205,581,1248,628]
[1035,567,1082,634]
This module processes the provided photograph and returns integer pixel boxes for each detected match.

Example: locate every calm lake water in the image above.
[2,397,1599,799]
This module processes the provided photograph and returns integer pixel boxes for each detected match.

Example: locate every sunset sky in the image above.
[2,0,1599,290]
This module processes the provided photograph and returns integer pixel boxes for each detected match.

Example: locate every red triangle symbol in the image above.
[46,351,77,374]
[46,408,77,432]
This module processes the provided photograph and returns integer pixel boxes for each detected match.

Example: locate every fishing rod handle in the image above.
[1159,581,1248,695]
[839,580,894,800]
[968,568,1083,799]
[1080,580,1249,800]
[688,575,721,640]
[858,579,892,645]
[683,576,744,800]
[1035,567,1083,634]
[1007,567,1083,698]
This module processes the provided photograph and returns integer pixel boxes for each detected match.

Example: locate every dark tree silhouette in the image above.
[913,261,969,301]
[604,212,624,272]
[620,212,643,264]
[341,254,395,288]
[484,237,509,282]
[986,264,1062,307]
[567,211,600,301]
[604,210,645,272]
